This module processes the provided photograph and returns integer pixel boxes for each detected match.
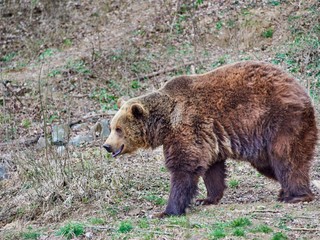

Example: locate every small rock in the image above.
[90,119,110,139]
[57,146,66,156]
[52,124,70,145]
[312,180,320,190]
[106,110,117,115]
[0,165,7,180]
[37,136,47,149]
[71,123,88,131]
[85,232,93,239]
[68,135,93,146]
[100,119,110,137]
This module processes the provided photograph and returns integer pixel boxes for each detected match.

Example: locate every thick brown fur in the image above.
[104,61,318,216]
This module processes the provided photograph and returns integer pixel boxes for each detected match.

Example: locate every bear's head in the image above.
[103,100,148,157]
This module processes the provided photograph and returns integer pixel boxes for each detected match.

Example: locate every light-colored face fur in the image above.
[103,100,148,157]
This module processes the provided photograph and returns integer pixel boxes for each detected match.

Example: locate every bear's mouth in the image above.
[112,144,124,157]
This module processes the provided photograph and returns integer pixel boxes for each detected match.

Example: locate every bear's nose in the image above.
[103,144,112,153]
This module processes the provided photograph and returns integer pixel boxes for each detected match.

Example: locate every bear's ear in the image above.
[130,103,146,119]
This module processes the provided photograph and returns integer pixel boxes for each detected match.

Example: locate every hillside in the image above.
[1,0,320,239]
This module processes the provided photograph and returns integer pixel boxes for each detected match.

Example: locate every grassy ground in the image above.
[1,0,320,239]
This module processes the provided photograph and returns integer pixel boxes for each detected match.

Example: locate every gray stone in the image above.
[57,146,66,156]
[90,119,110,139]
[68,134,93,146]
[100,119,110,137]
[37,136,47,149]
[71,123,88,131]
[0,165,7,180]
[52,124,70,145]
[85,232,93,239]
[312,180,320,191]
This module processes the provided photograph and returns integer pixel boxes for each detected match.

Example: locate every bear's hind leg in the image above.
[196,160,226,205]
[255,165,277,180]
[269,132,315,203]
[254,164,285,201]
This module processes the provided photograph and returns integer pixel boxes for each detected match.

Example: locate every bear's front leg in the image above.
[153,171,199,218]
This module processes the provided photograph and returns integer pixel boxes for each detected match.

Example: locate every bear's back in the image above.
[161,61,311,116]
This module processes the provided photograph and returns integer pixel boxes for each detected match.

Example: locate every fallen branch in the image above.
[69,112,116,127]
[0,134,41,148]
[135,229,173,236]
[87,225,113,231]
[287,227,320,232]
[130,60,203,81]
[250,209,280,213]
[72,94,89,98]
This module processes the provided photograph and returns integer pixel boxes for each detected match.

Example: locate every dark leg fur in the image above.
[253,162,286,201]
[163,171,199,216]
[196,160,226,205]
[269,122,316,203]
[255,165,277,180]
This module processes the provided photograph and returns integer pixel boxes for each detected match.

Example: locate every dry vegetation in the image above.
[0,0,320,239]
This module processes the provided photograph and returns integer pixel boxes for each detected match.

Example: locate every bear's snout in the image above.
[103,144,112,153]
[103,143,125,157]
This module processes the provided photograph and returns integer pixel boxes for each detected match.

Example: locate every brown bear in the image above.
[103,61,318,217]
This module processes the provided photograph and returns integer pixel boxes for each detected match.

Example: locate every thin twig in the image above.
[130,60,202,82]
[68,112,115,127]
[287,227,320,232]
[135,229,173,236]
[38,63,49,163]
[0,134,41,148]
[87,225,113,231]
[250,209,280,213]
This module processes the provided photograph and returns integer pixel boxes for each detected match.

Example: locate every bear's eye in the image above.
[115,127,122,134]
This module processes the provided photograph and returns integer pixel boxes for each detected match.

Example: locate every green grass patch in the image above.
[228,179,239,188]
[21,119,32,128]
[118,220,133,233]
[89,217,106,225]
[168,216,190,228]
[39,48,55,60]
[63,38,73,47]
[261,28,274,38]
[229,217,252,228]
[20,227,41,240]
[66,59,91,75]
[251,224,273,233]
[233,227,245,237]
[268,0,281,6]
[138,218,150,229]
[1,52,16,62]
[48,69,62,77]
[144,194,166,206]
[90,89,118,111]
[56,221,85,240]
[131,80,141,89]
[272,232,288,240]
[216,21,223,30]
[209,228,226,239]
